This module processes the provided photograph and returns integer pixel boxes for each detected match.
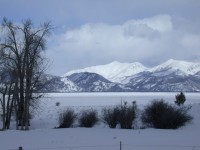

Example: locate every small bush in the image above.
[102,106,120,128]
[175,92,186,106]
[56,102,60,106]
[102,102,137,129]
[78,109,98,128]
[58,108,77,128]
[141,100,192,129]
[118,101,137,129]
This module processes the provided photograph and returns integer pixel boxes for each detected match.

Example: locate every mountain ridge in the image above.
[63,61,147,83]
[63,59,200,83]
[41,59,200,92]
[150,59,200,76]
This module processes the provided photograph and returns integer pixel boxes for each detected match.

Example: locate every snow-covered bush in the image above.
[118,101,137,129]
[78,109,98,128]
[102,102,137,129]
[141,100,192,129]
[58,108,77,128]
[102,106,120,128]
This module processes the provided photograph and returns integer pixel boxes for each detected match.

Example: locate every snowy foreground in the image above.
[0,92,200,150]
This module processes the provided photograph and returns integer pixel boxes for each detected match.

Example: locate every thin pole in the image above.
[120,141,122,150]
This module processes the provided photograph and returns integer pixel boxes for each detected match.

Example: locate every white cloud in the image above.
[46,14,200,75]
[124,15,172,33]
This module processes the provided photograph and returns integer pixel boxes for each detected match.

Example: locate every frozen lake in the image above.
[33,92,200,130]
[43,92,200,106]
[1,92,199,150]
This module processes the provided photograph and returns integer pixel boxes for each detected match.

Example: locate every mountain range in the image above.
[43,59,200,92]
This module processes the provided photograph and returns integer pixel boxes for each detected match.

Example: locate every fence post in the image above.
[120,141,122,150]
[19,146,23,150]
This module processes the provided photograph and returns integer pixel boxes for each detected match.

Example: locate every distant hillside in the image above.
[40,59,200,92]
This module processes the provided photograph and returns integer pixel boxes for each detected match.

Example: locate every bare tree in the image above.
[0,61,15,130]
[0,68,8,130]
[0,18,51,130]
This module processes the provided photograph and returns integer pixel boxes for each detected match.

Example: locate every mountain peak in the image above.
[43,59,200,92]
[63,59,200,84]
[63,61,147,83]
[150,59,200,75]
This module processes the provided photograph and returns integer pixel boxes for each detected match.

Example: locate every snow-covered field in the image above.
[0,92,200,150]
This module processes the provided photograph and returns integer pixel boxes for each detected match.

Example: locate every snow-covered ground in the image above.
[0,92,200,150]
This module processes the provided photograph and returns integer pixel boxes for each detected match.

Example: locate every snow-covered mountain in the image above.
[60,59,200,92]
[120,59,200,92]
[38,59,200,92]
[150,59,200,76]
[125,71,200,92]
[38,75,82,92]
[68,72,132,92]
[63,61,147,83]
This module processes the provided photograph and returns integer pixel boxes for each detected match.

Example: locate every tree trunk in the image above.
[2,93,6,130]
[15,98,19,130]
[2,86,7,130]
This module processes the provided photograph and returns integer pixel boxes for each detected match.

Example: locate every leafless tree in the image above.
[0,68,16,130]
[0,18,52,130]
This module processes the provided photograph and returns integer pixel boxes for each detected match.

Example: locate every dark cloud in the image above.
[0,0,200,75]
[1,0,199,26]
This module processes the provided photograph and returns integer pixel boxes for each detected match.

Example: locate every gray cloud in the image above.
[1,0,200,75]
[46,14,200,75]
[1,0,199,28]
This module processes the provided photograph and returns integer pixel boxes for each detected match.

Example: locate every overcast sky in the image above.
[0,0,200,75]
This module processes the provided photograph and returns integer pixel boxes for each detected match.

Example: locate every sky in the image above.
[0,0,200,76]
